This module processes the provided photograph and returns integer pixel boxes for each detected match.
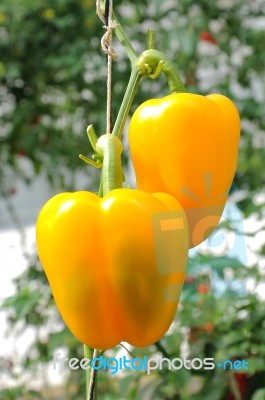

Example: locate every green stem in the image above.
[97,0,138,62]
[112,67,143,138]
[96,133,123,195]
[154,340,171,359]
[84,345,95,400]
[147,29,155,49]
[113,11,138,63]
[137,49,186,94]
[87,125,98,152]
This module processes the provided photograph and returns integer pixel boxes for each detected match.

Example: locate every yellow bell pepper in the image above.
[36,188,188,350]
[129,93,240,247]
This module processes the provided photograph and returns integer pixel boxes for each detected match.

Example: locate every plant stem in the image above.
[84,345,97,400]
[112,67,143,138]
[113,11,138,63]
[154,340,171,358]
[97,0,138,62]
[96,133,123,195]
[137,49,186,94]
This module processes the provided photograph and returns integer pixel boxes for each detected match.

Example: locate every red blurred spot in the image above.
[200,31,218,45]
[201,322,214,333]
[197,283,210,294]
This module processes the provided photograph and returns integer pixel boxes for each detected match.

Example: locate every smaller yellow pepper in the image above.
[129,92,240,247]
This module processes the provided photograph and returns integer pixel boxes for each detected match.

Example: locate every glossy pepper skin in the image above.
[36,189,188,350]
[129,93,240,247]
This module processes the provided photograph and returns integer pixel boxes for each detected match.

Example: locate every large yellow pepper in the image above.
[129,93,240,247]
[36,188,188,350]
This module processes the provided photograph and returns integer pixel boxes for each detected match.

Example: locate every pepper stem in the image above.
[137,49,186,94]
[113,10,138,64]
[96,133,123,195]
[84,345,97,400]
[112,67,143,138]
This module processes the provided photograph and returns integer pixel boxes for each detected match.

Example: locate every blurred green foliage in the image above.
[0,0,265,399]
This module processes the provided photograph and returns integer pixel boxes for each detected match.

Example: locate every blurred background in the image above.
[0,0,265,399]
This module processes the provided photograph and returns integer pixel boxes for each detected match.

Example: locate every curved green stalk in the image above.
[112,67,143,138]
[137,49,186,94]
[113,11,138,63]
